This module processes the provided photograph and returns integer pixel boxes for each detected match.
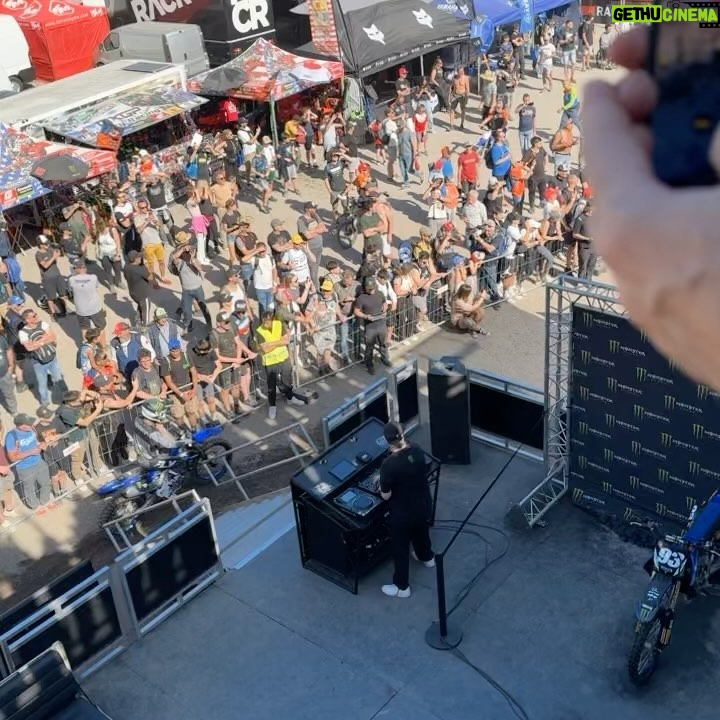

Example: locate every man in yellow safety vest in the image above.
[254,310,305,420]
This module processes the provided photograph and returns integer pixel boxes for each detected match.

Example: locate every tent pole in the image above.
[420,54,425,77]
[270,100,279,146]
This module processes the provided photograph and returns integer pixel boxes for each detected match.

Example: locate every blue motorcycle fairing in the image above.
[635,573,674,623]
[191,424,222,444]
[684,492,720,545]
[96,472,143,496]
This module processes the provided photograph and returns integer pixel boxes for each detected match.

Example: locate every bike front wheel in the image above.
[627,618,663,686]
[191,439,233,485]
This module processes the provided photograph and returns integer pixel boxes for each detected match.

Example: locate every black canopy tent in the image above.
[297,0,470,77]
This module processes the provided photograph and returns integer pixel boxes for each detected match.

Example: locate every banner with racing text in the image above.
[568,306,720,527]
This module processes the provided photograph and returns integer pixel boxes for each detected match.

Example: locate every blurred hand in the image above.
[583,27,720,390]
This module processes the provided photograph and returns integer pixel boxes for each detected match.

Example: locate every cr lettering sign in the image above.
[231,0,270,34]
[130,0,192,21]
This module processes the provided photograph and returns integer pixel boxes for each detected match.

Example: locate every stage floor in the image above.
[85,438,720,720]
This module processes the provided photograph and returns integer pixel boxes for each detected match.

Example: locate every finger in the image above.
[616,70,658,122]
[609,27,649,69]
[710,127,720,178]
[582,81,653,193]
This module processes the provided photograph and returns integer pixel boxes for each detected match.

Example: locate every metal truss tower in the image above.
[514,276,623,526]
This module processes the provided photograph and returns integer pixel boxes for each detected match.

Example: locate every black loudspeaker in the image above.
[427,356,471,464]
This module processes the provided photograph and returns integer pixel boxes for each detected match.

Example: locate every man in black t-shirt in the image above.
[324,150,349,214]
[160,339,199,428]
[573,203,596,280]
[35,235,66,318]
[188,338,221,423]
[353,276,391,375]
[268,218,292,274]
[123,251,154,325]
[379,421,434,598]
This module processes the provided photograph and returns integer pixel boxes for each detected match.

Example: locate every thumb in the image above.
[711,127,720,179]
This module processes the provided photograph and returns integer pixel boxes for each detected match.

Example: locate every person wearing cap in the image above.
[378,421,434,598]
[324,150,350,216]
[5,414,54,513]
[61,203,92,264]
[160,339,199,429]
[307,278,342,375]
[67,257,106,343]
[252,242,277,315]
[281,234,313,288]
[550,116,577,174]
[520,218,555,283]
[483,176,506,218]
[254,310,304,420]
[210,311,256,415]
[297,202,327,288]
[146,307,184,361]
[395,66,412,100]
[188,337,222,423]
[354,275,391,375]
[35,234,67,318]
[170,244,212,331]
[267,218,293,275]
[133,197,171,285]
[18,309,66,406]
[34,405,73,498]
[123,250,154,325]
[77,327,103,383]
[111,322,153,383]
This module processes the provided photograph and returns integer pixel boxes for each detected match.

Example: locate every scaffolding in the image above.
[514,276,624,526]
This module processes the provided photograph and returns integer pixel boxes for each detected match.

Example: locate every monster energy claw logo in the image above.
[605,413,615,428]
[633,404,644,419]
[631,441,642,455]
[687,497,697,512]
[572,487,584,503]
[581,349,591,364]
[582,312,593,327]
[639,330,648,343]
[698,385,710,401]
[607,377,618,392]
[658,468,669,483]
[629,476,639,489]
[689,460,701,476]
[664,395,676,410]
[579,386,589,400]
[636,367,648,382]
[578,456,587,469]
[660,432,672,448]
[578,421,588,434]
[603,448,614,462]
[602,481,612,494]
[608,339,620,353]
[656,503,666,517]
[624,507,634,521]
[692,423,705,440]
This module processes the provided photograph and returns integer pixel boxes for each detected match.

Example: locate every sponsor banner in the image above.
[309,0,341,58]
[569,306,720,525]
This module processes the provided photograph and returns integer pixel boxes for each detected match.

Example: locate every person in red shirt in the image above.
[456,143,480,196]
[413,105,429,155]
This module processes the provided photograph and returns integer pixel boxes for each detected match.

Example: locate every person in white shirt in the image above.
[381,109,399,182]
[281,235,312,286]
[537,39,556,93]
[252,242,277,314]
[261,136,276,171]
[237,120,260,182]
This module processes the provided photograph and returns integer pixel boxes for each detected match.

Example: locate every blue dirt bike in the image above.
[97,424,231,543]
[627,492,720,685]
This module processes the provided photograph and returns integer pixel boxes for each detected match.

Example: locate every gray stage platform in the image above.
[84,442,720,720]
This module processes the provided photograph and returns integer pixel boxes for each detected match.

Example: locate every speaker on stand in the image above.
[427,356,471,464]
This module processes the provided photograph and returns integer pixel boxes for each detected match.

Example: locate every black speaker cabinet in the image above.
[427,356,471,464]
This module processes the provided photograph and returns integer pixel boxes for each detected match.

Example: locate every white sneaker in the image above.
[411,550,436,568]
[268,406,277,420]
[381,584,411,598]
[288,396,305,406]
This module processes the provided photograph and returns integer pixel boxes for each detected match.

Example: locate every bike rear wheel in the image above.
[627,618,663,686]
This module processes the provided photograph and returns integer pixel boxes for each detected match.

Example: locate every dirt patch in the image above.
[0,423,325,615]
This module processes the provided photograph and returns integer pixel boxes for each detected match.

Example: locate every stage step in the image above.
[215,491,295,570]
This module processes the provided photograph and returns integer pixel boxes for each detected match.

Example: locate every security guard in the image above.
[254,310,304,420]
[379,421,435,598]
[353,276,392,375]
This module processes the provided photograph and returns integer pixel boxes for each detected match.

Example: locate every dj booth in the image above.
[291,418,440,594]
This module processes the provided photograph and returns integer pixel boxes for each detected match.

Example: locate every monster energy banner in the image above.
[569,306,720,528]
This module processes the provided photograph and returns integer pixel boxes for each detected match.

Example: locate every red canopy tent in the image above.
[0,0,110,81]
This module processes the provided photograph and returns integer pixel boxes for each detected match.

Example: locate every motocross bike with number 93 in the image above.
[628,492,720,685]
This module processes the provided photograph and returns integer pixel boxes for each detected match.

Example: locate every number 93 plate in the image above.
[654,545,687,577]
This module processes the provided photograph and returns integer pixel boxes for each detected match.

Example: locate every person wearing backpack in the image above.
[18,309,66,407]
[171,245,212,332]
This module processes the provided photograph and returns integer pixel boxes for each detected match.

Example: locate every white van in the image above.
[98,22,210,78]
[0,16,34,92]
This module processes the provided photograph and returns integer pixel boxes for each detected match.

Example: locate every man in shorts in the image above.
[448,66,470,131]
[210,312,254,416]
[559,19,577,82]
[133,197,171,284]
[35,235,67,318]
[67,258,106,342]
[160,338,199,429]
[188,337,221,423]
